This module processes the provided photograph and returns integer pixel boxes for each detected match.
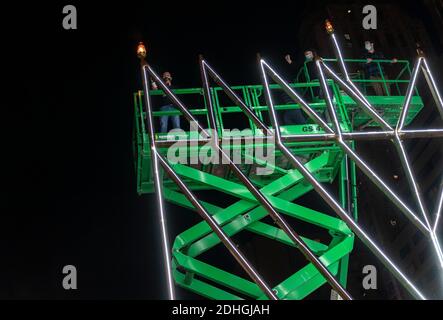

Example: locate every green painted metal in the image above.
[133,58,422,299]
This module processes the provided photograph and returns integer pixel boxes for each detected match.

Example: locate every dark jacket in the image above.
[158,84,175,107]
[362,51,385,77]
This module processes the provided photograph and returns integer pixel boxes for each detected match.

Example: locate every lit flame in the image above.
[137,42,147,58]
[325,19,334,34]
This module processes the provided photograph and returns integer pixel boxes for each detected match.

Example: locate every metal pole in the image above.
[154,129,443,148]
[320,61,392,131]
[329,33,379,115]
[145,64,211,140]
[266,58,430,234]
[143,62,278,300]
[327,33,443,265]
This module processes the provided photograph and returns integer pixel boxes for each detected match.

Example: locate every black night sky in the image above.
[3,0,441,300]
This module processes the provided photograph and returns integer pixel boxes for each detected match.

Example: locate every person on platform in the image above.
[151,71,181,133]
[362,41,397,96]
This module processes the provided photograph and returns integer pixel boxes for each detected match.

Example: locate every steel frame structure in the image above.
[133,23,443,300]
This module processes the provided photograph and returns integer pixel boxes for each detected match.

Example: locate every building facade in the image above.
[297,1,443,299]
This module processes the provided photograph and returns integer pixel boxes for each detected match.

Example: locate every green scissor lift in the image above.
[133,58,424,299]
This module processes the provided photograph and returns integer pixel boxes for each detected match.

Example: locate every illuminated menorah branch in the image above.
[257,20,443,299]
[137,43,353,300]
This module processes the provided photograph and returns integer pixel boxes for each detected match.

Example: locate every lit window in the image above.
[412,231,422,245]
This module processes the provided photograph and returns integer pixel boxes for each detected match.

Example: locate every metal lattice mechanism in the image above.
[133,22,443,300]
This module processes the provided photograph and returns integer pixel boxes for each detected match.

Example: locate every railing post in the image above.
[377,62,390,96]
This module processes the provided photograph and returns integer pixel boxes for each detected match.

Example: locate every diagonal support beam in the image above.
[202,59,271,135]
[421,58,443,120]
